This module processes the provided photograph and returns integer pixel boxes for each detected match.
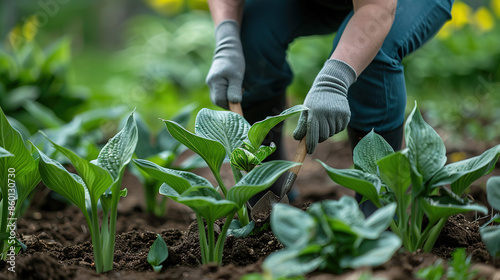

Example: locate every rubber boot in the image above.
[243,93,291,206]
[347,124,404,217]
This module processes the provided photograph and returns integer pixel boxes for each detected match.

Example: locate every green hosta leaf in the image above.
[147,234,168,272]
[41,132,113,202]
[36,147,87,213]
[227,220,256,238]
[486,176,500,211]
[96,111,138,180]
[230,148,261,172]
[271,204,316,249]
[0,147,13,157]
[377,152,411,199]
[227,161,301,207]
[429,145,500,196]
[318,160,381,207]
[195,109,250,156]
[353,131,394,175]
[339,231,401,269]
[363,203,397,239]
[479,226,500,259]
[133,159,212,194]
[160,185,238,223]
[247,105,307,152]
[263,249,324,278]
[405,103,446,183]
[0,107,37,180]
[164,120,225,175]
[419,197,487,223]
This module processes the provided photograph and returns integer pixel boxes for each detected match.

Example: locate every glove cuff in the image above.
[321,59,358,88]
[214,20,241,43]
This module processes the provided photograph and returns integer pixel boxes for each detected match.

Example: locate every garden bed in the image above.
[1,137,499,280]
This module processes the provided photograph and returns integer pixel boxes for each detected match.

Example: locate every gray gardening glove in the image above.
[206,20,245,109]
[293,59,357,154]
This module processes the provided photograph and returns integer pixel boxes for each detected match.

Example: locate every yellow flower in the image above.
[144,0,184,15]
[473,7,495,32]
[492,0,500,18]
[450,1,472,29]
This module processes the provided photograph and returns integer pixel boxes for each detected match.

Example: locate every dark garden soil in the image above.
[1,135,500,280]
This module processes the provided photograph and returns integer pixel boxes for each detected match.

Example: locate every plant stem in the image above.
[207,220,215,262]
[196,214,208,264]
[90,201,103,273]
[213,172,227,197]
[231,165,249,226]
[423,218,446,252]
[215,214,235,265]
[103,173,124,272]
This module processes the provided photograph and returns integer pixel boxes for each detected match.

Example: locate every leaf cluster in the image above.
[264,196,401,277]
[479,176,500,259]
[134,105,306,264]
[320,103,496,252]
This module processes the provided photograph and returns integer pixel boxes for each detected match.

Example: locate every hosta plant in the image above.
[133,105,306,264]
[130,104,205,217]
[35,111,138,273]
[263,196,401,278]
[147,234,169,272]
[320,103,495,252]
[479,176,500,260]
[0,107,41,259]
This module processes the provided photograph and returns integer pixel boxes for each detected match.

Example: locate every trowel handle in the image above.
[229,102,244,117]
[290,138,307,175]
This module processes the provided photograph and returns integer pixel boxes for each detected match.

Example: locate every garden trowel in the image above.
[249,137,307,222]
[228,102,307,222]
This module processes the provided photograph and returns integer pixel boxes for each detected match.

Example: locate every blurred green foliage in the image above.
[1,0,498,146]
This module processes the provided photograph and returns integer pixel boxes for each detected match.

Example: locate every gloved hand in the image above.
[293,59,357,154]
[206,20,245,109]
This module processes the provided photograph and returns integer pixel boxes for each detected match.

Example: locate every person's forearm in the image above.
[207,0,245,26]
[331,0,397,75]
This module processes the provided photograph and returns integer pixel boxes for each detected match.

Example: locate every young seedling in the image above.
[319,102,495,252]
[0,107,41,259]
[147,234,169,272]
[479,176,500,260]
[35,111,138,273]
[263,196,401,277]
[133,105,306,265]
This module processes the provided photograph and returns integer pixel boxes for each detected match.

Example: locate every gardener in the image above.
[205,0,454,209]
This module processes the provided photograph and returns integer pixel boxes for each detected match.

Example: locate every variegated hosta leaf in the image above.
[247,105,307,152]
[230,148,261,172]
[227,161,301,207]
[134,159,213,194]
[255,143,276,162]
[405,102,447,183]
[97,111,138,180]
[195,109,250,157]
